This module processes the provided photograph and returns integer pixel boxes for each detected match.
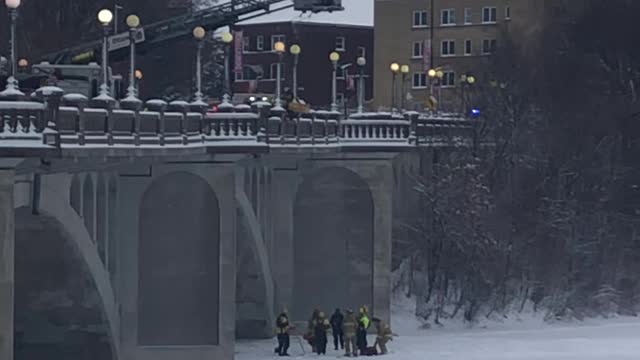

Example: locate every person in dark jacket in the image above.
[330,308,344,350]
[274,309,291,356]
[314,312,331,355]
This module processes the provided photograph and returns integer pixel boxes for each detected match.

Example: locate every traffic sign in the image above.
[108,28,146,51]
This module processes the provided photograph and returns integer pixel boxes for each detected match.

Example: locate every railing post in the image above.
[146,99,167,146]
[62,94,89,146]
[405,111,419,146]
[36,86,64,133]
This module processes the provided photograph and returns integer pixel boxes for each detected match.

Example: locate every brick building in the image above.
[233,6,374,109]
[373,0,546,111]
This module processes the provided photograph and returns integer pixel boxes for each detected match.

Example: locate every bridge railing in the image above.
[0,87,480,154]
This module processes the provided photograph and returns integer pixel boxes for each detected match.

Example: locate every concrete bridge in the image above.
[0,87,477,360]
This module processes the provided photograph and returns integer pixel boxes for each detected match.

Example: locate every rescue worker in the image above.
[275,308,291,356]
[356,306,370,353]
[314,312,331,355]
[304,309,320,352]
[342,309,358,357]
[373,318,393,355]
[330,308,344,350]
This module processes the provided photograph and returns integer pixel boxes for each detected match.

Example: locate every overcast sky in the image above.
[238,0,374,27]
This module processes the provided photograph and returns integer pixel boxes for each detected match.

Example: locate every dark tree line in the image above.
[395,0,640,323]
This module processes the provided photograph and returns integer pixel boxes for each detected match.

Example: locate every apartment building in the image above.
[373,0,542,111]
[232,4,374,108]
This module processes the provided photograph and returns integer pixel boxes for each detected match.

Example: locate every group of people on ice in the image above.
[275,306,393,357]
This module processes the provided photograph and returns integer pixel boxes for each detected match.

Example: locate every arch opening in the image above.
[82,175,95,241]
[96,174,107,265]
[70,175,81,215]
[292,167,375,321]
[107,176,117,282]
[14,207,114,360]
[138,172,220,346]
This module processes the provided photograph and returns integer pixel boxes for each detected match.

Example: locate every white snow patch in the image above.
[236,294,640,359]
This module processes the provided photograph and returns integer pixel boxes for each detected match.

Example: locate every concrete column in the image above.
[0,170,14,360]
[270,170,299,312]
[343,161,394,325]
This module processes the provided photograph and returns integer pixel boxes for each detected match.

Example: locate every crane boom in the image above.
[40,0,343,65]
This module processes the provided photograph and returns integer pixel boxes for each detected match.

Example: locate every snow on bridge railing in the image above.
[0,87,478,155]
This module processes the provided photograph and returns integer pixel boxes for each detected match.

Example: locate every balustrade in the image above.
[0,86,480,153]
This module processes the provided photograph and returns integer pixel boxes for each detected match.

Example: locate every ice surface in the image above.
[235,295,640,359]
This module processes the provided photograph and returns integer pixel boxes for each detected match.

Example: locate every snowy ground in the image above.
[235,296,640,359]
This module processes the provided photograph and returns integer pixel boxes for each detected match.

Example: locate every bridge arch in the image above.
[137,171,220,346]
[14,207,115,360]
[292,166,375,321]
[19,172,122,359]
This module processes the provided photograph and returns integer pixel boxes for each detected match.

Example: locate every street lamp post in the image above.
[2,0,23,96]
[125,15,140,100]
[274,41,286,107]
[400,64,410,112]
[192,26,206,104]
[436,70,444,110]
[460,74,476,114]
[390,62,400,111]
[356,57,366,113]
[97,9,114,99]
[221,32,234,98]
[329,51,340,112]
[290,44,301,99]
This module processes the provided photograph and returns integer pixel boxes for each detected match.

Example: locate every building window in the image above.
[243,36,250,53]
[269,63,285,80]
[271,34,285,50]
[482,7,497,23]
[336,66,346,79]
[336,36,346,51]
[357,46,366,58]
[442,71,455,87]
[441,40,455,56]
[337,93,345,105]
[465,39,472,55]
[256,35,264,51]
[412,72,427,88]
[505,6,511,20]
[413,10,428,27]
[441,9,455,25]
[482,39,497,54]
[464,8,472,24]
[412,41,424,58]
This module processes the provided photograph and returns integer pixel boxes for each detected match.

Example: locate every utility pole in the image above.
[114,4,123,34]
[430,0,435,69]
